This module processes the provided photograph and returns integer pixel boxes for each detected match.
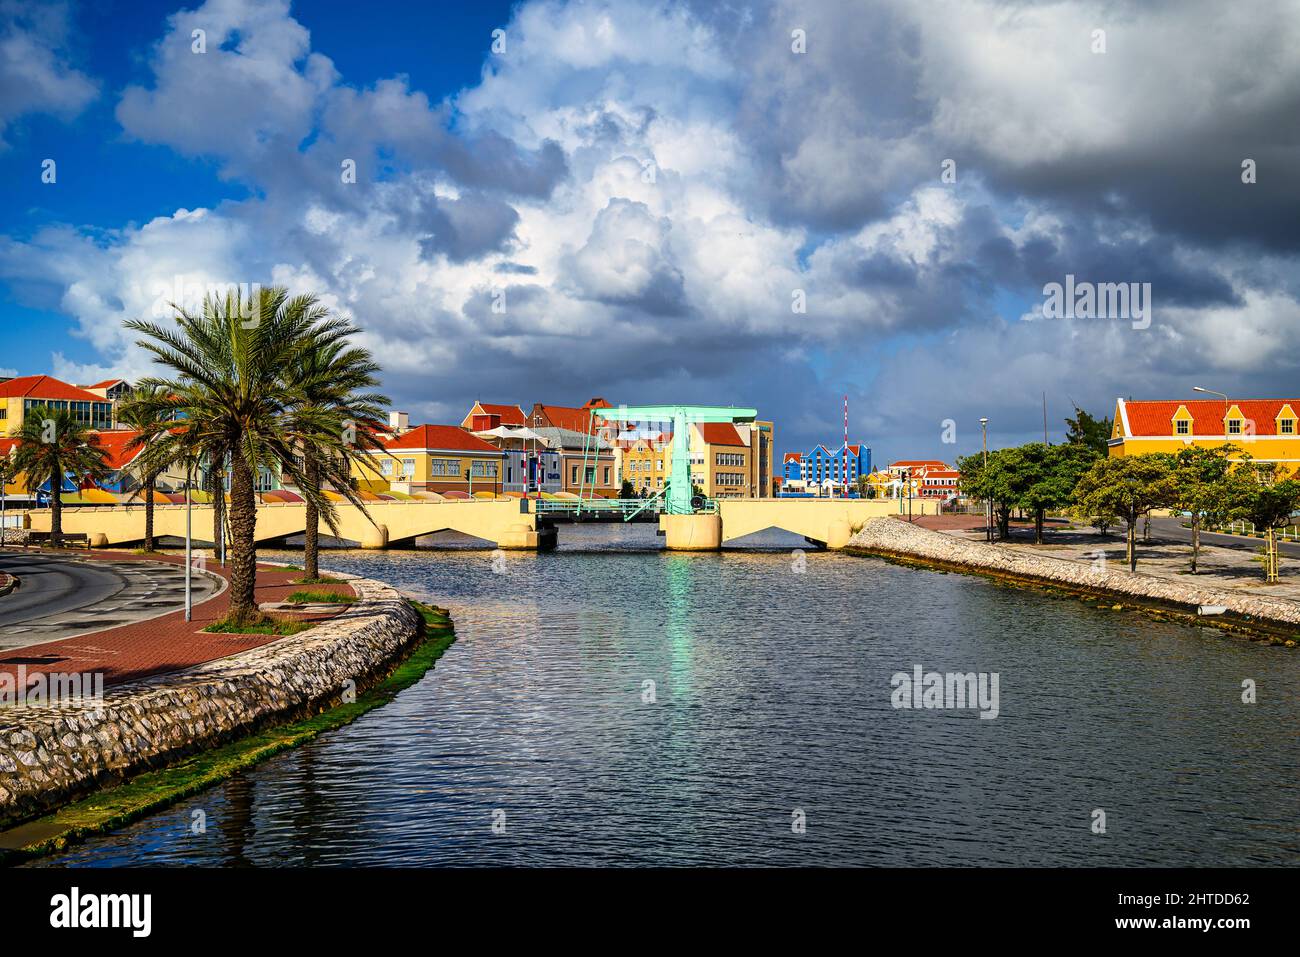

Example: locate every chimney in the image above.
[389,411,410,433]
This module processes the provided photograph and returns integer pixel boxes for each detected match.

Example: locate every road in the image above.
[0,552,219,650]
[1147,516,1300,559]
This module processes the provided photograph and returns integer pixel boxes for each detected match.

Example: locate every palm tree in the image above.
[126,286,374,626]
[118,384,174,552]
[11,405,107,547]
[289,339,389,581]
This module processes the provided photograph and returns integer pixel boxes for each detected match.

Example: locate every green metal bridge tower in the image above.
[591,404,758,514]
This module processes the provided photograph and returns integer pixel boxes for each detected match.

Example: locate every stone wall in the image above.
[0,574,422,827]
[848,517,1300,634]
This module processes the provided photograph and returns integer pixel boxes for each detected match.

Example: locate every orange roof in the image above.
[0,375,108,403]
[87,378,125,390]
[475,403,526,426]
[0,437,18,456]
[783,452,803,463]
[536,404,603,434]
[1122,399,1300,437]
[889,459,951,469]
[697,423,744,446]
[383,425,501,453]
[89,430,145,470]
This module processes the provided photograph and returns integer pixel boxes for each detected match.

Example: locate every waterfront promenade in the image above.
[0,550,352,687]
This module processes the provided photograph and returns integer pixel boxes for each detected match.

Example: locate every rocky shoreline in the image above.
[0,573,422,828]
[847,517,1300,642]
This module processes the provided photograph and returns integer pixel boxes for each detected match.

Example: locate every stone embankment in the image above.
[848,517,1300,639]
[0,573,421,827]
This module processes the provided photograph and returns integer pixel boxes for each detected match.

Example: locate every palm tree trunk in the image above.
[50,463,63,547]
[303,456,320,581]
[143,476,155,552]
[226,453,259,625]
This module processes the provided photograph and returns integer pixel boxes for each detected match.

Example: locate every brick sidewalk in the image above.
[0,550,354,688]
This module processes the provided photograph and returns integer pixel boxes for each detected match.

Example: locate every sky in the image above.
[1,0,1297,464]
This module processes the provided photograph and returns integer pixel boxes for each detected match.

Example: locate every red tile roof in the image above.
[0,375,109,403]
[1122,399,1300,437]
[535,404,603,434]
[697,423,744,446]
[87,378,125,390]
[889,459,951,470]
[382,425,501,453]
[783,452,803,463]
[475,403,526,426]
[89,430,145,470]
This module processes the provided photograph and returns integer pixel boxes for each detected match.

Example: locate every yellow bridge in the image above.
[21,497,934,551]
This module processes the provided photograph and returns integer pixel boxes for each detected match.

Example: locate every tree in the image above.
[1168,444,1236,573]
[126,286,369,627]
[1005,442,1095,545]
[287,336,388,581]
[1064,407,1113,459]
[958,448,1017,539]
[1072,454,1176,571]
[11,406,107,547]
[619,479,635,499]
[1230,461,1300,582]
[118,384,175,552]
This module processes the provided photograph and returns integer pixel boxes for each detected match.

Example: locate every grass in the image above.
[0,601,454,864]
[285,589,358,604]
[292,574,345,585]
[203,615,314,636]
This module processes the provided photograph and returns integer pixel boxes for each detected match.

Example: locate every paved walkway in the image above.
[0,550,353,688]
[0,553,220,648]
[928,515,1300,603]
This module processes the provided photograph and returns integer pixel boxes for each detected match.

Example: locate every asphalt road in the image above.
[1148,516,1300,559]
[0,552,218,650]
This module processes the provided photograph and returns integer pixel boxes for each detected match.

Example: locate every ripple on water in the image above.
[30,525,1300,867]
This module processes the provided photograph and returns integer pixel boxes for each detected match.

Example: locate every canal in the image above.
[31,525,1300,866]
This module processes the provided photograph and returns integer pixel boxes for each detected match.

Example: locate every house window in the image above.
[381,459,393,476]
[1227,419,1242,435]
[1175,419,1189,435]
[603,467,610,485]
[571,465,579,484]
[1281,419,1295,435]
[471,461,497,478]
[401,458,415,477]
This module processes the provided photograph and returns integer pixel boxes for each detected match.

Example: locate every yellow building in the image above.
[1110,398,1300,475]
[623,438,671,493]
[0,375,114,435]
[617,419,774,499]
[352,424,507,495]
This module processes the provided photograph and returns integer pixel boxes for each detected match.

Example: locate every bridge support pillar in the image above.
[825,520,851,549]
[659,513,722,551]
[361,523,389,549]
[498,523,545,550]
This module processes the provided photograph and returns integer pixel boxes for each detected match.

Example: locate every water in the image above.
[30,525,1300,866]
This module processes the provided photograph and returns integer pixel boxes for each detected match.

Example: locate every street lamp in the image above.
[980,417,991,543]
[1192,386,1230,436]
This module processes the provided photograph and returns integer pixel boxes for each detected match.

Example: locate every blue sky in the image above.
[1,0,1297,463]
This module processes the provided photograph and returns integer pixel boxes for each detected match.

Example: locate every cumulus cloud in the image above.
[1,0,1298,457]
[0,0,96,147]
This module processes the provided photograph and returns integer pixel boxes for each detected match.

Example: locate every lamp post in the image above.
[980,417,991,543]
[184,458,193,622]
[1192,386,1231,436]
[464,467,473,498]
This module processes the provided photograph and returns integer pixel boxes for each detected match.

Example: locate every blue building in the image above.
[781,443,870,495]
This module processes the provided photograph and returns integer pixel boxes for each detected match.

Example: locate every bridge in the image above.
[19,496,933,551]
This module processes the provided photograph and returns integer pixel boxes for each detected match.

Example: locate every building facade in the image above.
[354,424,506,495]
[1110,397,1300,475]
[0,375,114,435]
[781,443,871,495]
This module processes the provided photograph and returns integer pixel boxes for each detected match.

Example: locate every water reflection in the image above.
[29,526,1300,867]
